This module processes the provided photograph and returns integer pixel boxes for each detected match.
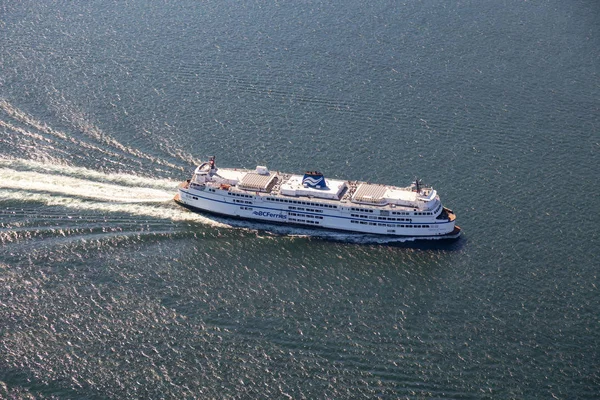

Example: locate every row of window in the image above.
[266,197,337,209]
[351,221,377,226]
[289,212,323,220]
[350,213,411,222]
[240,206,253,211]
[289,218,320,225]
[233,199,253,205]
[379,216,409,221]
[202,188,439,217]
[228,192,253,198]
[211,189,438,218]
[390,210,433,216]
[351,207,374,213]
[352,208,435,217]
[224,191,437,217]
[305,208,322,213]
[351,221,399,227]
[289,206,324,213]
[195,191,437,221]
[350,220,430,228]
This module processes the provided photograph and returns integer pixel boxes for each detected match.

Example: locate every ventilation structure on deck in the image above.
[238,173,278,192]
[352,183,388,205]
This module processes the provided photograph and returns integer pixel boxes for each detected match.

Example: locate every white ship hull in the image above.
[175,159,459,239]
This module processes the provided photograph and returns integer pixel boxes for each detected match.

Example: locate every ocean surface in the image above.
[1,0,598,398]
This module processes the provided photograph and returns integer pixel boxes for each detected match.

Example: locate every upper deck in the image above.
[193,163,439,212]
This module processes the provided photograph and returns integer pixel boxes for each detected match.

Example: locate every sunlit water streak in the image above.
[1,99,191,171]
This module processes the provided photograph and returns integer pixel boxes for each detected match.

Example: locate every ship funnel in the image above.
[302,171,327,189]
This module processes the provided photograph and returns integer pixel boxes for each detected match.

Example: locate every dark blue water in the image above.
[1,0,598,398]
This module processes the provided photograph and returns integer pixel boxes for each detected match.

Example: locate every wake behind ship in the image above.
[174,157,460,239]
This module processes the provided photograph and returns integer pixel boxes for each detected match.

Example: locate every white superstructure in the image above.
[175,157,460,238]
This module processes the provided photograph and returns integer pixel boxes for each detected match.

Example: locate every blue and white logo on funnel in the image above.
[302,171,327,189]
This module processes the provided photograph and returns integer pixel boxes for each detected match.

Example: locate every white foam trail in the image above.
[0,190,227,224]
[1,169,173,203]
[1,159,178,191]
[0,159,229,226]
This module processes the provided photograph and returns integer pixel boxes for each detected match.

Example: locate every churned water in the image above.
[1,0,598,398]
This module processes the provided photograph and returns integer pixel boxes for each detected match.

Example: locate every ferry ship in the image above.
[175,157,460,239]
